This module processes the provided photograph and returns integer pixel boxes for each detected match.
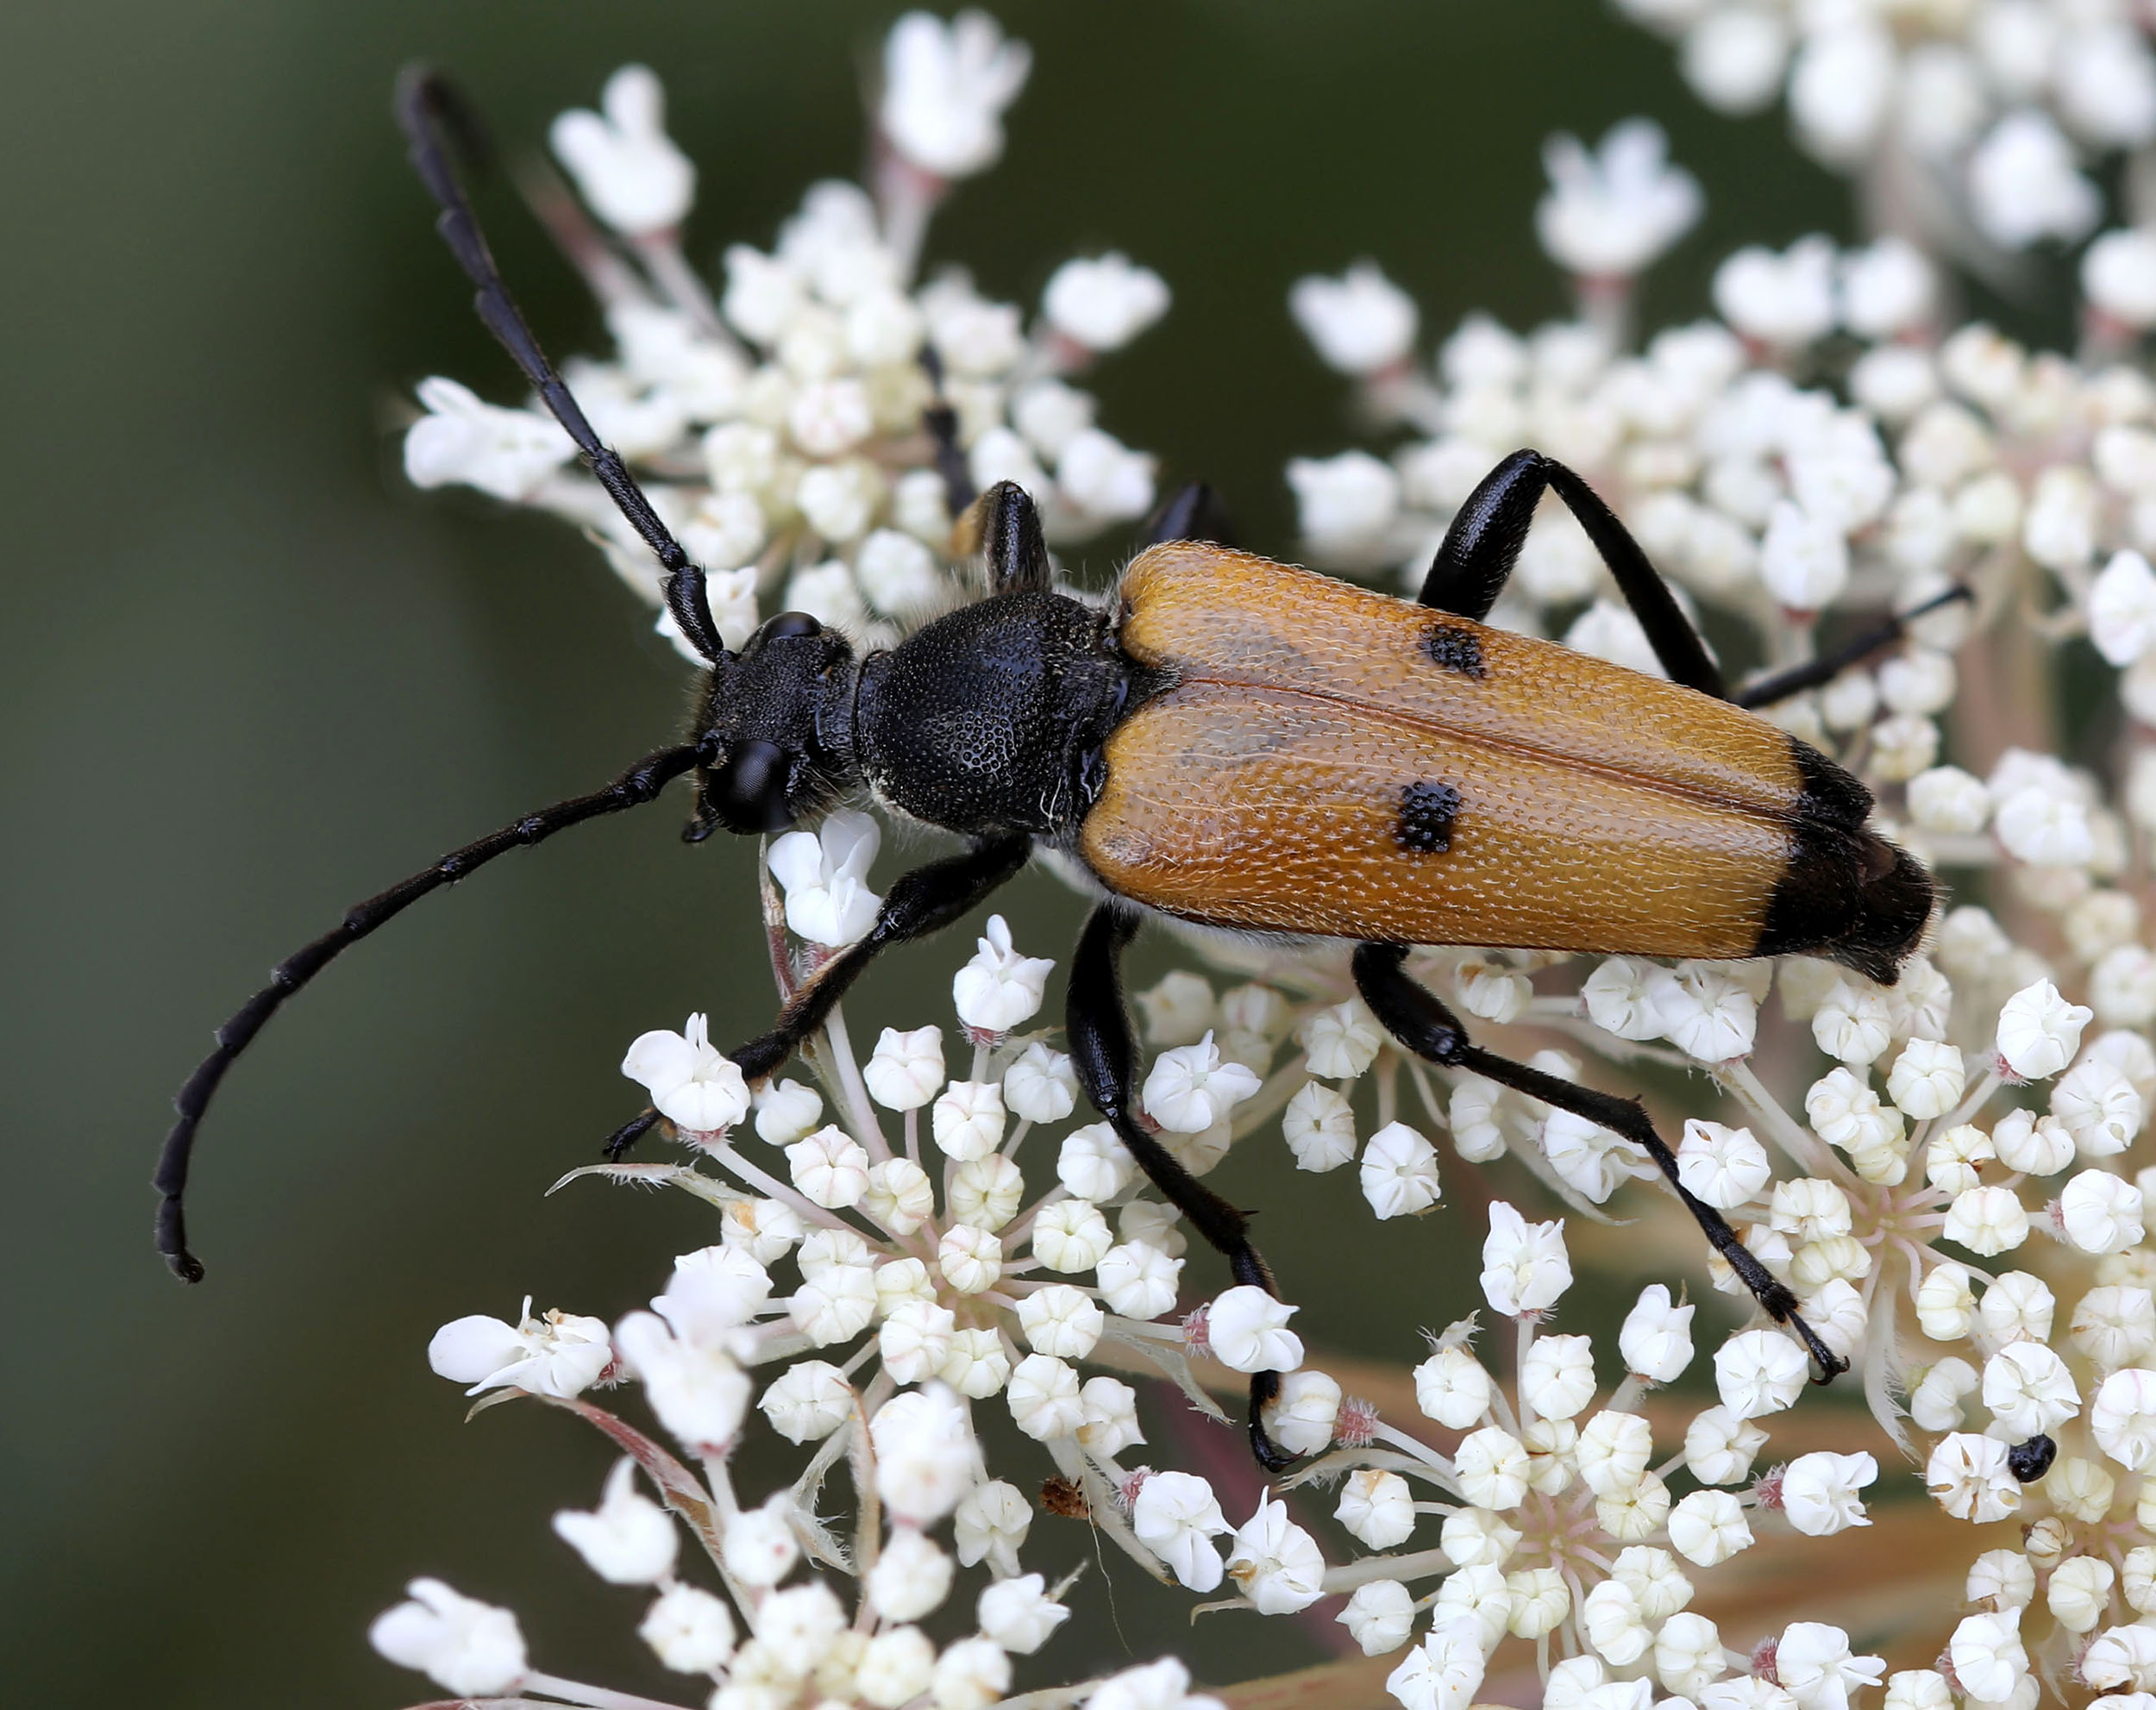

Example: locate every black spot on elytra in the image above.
[1399,781,1461,853]
[1425,623,1485,677]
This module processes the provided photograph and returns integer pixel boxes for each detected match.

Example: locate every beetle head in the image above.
[692,612,862,836]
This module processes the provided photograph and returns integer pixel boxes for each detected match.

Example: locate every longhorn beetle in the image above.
[156,69,1952,1472]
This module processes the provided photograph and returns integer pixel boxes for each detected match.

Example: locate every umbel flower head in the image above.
[369,8,2156,1710]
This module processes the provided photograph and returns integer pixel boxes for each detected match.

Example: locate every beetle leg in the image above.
[1421,450,1727,699]
[958,482,1053,594]
[1731,585,1972,709]
[693,834,1032,1102]
[1066,905,1298,1473]
[1350,942,1850,1381]
[1142,480,1236,550]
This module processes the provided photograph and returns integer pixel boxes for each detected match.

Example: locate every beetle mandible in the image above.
[154,70,1951,1470]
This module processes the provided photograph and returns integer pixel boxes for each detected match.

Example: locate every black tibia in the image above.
[918,346,975,521]
[394,69,726,666]
[1065,905,1294,1473]
[1420,449,1726,699]
[1732,585,1973,710]
[1142,480,1235,550]
[604,1109,663,1164]
[720,836,1032,1084]
[1349,943,1851,1381]
[969,482,1052,593]
[154,742,705,1282]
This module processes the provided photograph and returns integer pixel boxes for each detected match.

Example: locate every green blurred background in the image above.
[1,2,1852,1702]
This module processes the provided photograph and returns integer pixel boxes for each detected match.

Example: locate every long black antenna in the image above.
[395,66,728,665]
[154,743,706,1281]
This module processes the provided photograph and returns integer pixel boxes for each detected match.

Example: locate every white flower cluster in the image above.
[1609,0,2156,272]
[373,809,1366,1707]
[404,11,1169,672]
[1272,1205,1884,1710]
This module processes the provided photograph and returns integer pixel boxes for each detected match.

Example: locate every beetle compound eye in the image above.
[756,611,824,643]
[709,739,796,833]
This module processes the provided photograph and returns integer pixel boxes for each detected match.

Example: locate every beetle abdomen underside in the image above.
[1081,545,1930,977]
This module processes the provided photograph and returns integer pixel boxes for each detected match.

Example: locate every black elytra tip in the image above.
[2008,1433,2057,1482]
[1399,780,1462,854]
[1425,623,1485,677]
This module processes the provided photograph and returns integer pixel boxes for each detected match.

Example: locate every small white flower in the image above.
[880,1299,956,1385]
[1043,253,1169,351]
[1361,1120,1442,1218]
[651,1244,772,1348]
[950,914,1054,1033]
[2084,1622,2156,1690]
[1282,1080,1357,1171]
[871,1384,977,1526]
[1386,1619,1487,1710]
[1143,1031,1260,1132]
[1945,1183,2031,1255]
[753,1580,846,1676]
[1015,1283,1104,1361]
[2086,232,2156,331]
[1415,1344,1495,1430]
[1056,1121,1133,1202]
[1948,1609,2028,1704]
[768,810,881,947]
[404,377,574,501]
[548,66,694,236]
[1480,1200,1572,1315]
[758,1359,850,1444]
[952,1480,1029,1576]
[1669,1488,1752,1565]
[930,1634,1011,1710]
[977,1573,1069,1655]
[879,9,1031,179]
[1288,450,1402,554]
[1289,262,1418,376]
[1006,1351,1084,1440]
[937,1223,1003,1294]
[784,1124,870,1210]
[2093,1368,2156,1469]
[1583,956,1667,1041]
[1577,1408,1653,1496]
[1777,1623,1884,1710]
[1780,1450,1876,1535]
[752,1078,823,1145]
[1340,1579,1417,1657]
[1001,1041,1076,1124]
[428,1300,613,1399]
[1887,1038,1965,1119]
[865,1023,945,1111]
[1681,6,1789,114]
[1096,1240,1181,1319]
[1030,1200,1111,1274]
[1759,500,1850,612]
[638,1582,734,1673]
[1652,962,1758,1059]
[2049,1557,2118,1632]
[1657,1610,1727,1696]
[1455,1425,1531,1509]
[1300,999,1385,1079]
[1442,1505,1521,1569]
[1536,118,1701,278]
[1714,236,1836,348]
[1676,1119,1770,1209]
[1131,1469,1231,1591]
[1685,1404,1766,1485]
[2060,1169,2147,1254]
[1969,110,2100,249]
[621,1012,750,1133]
[1620,1282,1695,1382]
[1997,980,2094,1079]
[1583,1578,1652,1666]
[1225,1493,1327,1614]
[1207,1285,1303,1374]
[1337,1469,1418,1549]
[721,1492,800,1588]
[1522,1334,1599,1423]
[1262,1369,1339,1458]
[1714,1328,1808,1419]
[368,1578,527,1696]
[1927,1432,2021,1523]
[1840,237,1934,339]
[931,1078,1006,1160]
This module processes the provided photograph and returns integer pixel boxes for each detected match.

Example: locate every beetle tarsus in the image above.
[1068,904,1300,1473]
[1350,941,1850,1384]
